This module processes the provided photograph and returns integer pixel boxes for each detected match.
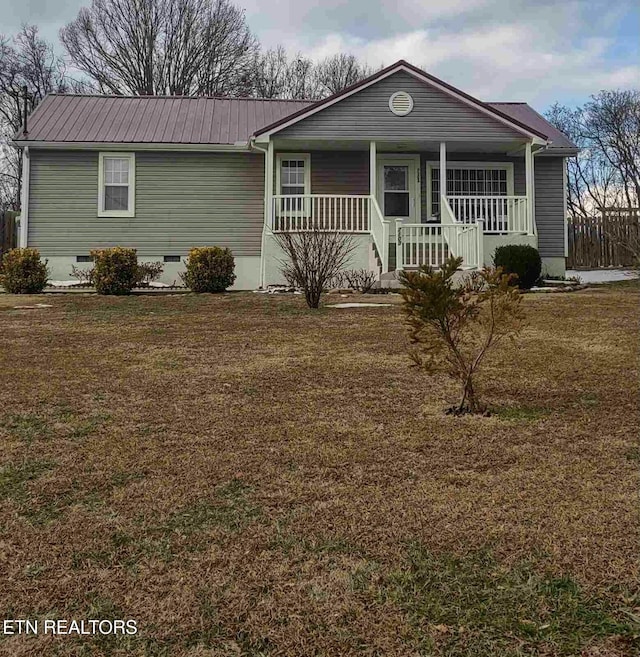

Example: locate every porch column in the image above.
[439,141,447,207]
[525,141,535,234]
[369,141,377,198]
[266,140,274,230]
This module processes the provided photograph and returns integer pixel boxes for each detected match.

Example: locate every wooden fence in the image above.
[0,211,18,257]
[567,208,639,268]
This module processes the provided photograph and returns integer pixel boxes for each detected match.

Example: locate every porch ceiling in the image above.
[271,137,532,154]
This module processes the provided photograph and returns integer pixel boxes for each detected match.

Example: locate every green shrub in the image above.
[493,245,542,290]
[91,247,139,295]
[0,248,49,294]
[70,259,163,288]
[180,247,236,293]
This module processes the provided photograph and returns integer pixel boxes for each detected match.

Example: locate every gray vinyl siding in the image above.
[273,151,369,195]
[28,150,265,257]
[278,71,524,142]
[534,156,565,258]
[310,151,369,195]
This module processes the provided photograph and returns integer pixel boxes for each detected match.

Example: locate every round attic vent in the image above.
[389,91,414,116]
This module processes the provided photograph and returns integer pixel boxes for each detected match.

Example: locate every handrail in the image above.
[369,196,389,274]
[438,195,482,267]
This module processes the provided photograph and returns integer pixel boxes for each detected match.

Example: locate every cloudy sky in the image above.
[1,0,638,110]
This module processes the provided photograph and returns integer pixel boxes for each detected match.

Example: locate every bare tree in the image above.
[313,53,373,97]
[584,90,640,209]
[0,26,75,210]
[274,227,356,308]
[547,91,640,219]
[61,0,258,96]
[249,50,372,100]
[250,47,319,100]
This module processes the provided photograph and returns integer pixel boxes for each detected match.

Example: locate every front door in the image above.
[377,156,420,224]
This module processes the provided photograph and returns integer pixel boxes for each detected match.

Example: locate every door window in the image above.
[383,165,410,217]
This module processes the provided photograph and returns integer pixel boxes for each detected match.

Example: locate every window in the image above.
[76,255,94,263]
[429,164,512,218]
[163,255,180,263]
[383,165,410,217]
[98,153,135,217]
[276,153,310,213]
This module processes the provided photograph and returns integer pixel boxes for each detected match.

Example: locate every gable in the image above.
[276,71,526,142]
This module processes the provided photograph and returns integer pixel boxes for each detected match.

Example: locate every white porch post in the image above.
[369,141,377,199]
[525,141,535,234]
[439,142,447,207]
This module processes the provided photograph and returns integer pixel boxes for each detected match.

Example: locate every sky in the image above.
[1,0,638,110]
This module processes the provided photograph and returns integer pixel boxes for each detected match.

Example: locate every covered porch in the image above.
[263,137,539,274]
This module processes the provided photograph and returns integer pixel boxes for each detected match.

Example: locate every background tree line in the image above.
[0,0,373,210]
[1,0,638,223]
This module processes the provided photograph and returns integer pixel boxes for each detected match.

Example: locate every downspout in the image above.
[19,146,30,248]
[531,142,551,237]
[249,136,269,289]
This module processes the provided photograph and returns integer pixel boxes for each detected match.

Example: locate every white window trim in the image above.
[377,154,421,222]
[275,152,311,217]
[98,152,136,218]
[426,161,514,220]
[275,152,311,196]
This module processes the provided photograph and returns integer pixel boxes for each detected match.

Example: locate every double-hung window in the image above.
[276,153,310,214]
[98,153,135,217]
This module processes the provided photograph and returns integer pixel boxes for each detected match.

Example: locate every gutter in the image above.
[12,140,251,152]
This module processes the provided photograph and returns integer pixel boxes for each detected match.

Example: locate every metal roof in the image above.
[14,87,576,152]
[16,94,314,145]
[488,103,577,150]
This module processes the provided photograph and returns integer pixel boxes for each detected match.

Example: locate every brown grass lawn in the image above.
[0,284,638,656]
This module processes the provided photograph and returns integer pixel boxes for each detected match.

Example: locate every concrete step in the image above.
[375,267,477,289]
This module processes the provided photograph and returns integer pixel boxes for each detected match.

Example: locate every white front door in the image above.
[377,156,421,225]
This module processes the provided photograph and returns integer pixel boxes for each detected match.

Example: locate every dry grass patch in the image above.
[0,284,638,656]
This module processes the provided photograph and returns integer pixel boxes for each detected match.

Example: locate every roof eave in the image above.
[537,146,581,156]
[12,140,251,151]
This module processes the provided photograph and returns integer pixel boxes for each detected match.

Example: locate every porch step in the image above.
[373,271,403,290]
[373,268,476,290]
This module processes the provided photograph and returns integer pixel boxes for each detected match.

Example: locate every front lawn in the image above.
[1,285,638,656]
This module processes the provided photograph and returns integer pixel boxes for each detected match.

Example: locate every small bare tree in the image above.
[343,268,377,293]
[400,256,525,414]
[274,227,356,308]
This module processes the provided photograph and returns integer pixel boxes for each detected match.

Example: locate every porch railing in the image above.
[272,195,370,233]
[396,224,451,269]
[446,195,531,234]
